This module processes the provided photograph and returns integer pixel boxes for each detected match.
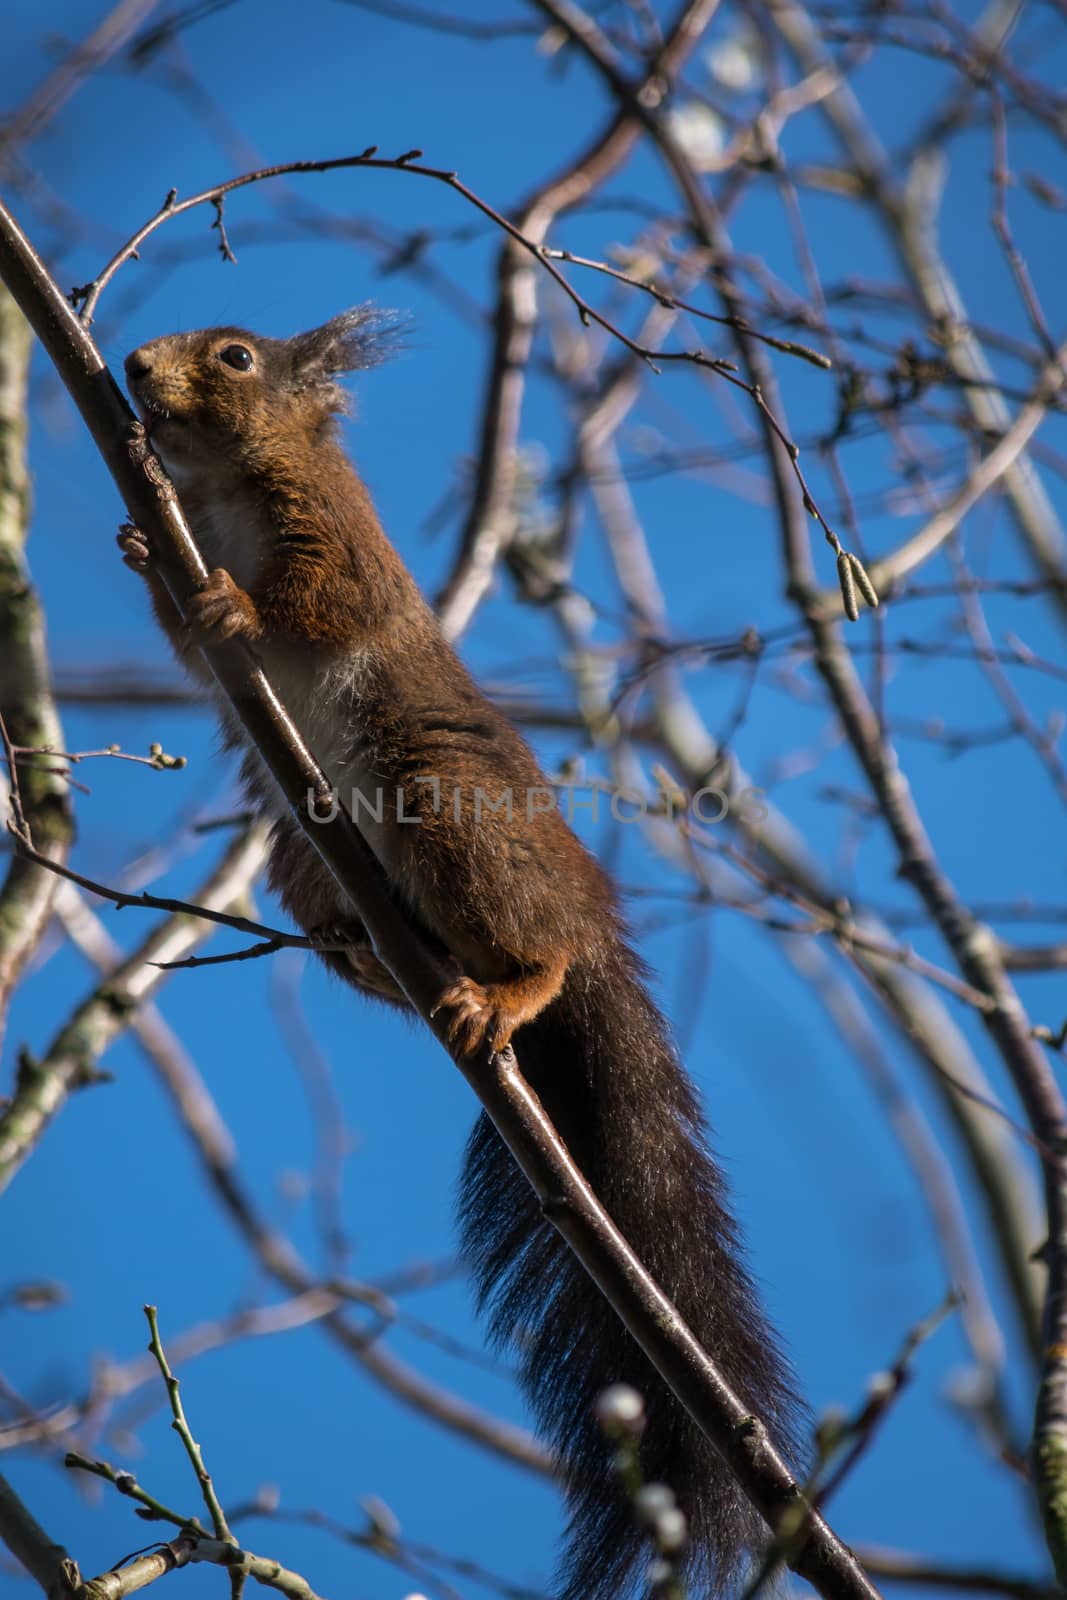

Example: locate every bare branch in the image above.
[0,1471,77,1597]
[0,0,164,164]
[0,823,270,1194]
[143,1306,238,1554]
[0,286,74,1045]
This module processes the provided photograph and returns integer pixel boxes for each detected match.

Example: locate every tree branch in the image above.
[0,822,270,1193]
[0,286,74,1047]
[0,1472,77,1598]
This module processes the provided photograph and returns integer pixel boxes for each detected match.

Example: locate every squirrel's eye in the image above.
[218,344,254,372]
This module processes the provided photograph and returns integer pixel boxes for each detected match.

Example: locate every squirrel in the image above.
[120,309,801,1600]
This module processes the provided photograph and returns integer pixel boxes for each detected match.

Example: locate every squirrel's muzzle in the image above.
[124,343,183,433]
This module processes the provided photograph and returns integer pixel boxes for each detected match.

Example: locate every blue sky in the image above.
[2,3,1066,1597]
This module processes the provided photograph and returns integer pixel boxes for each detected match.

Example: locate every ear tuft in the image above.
[287,306,405,410]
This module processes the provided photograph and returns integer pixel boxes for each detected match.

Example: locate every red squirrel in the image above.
[121,309,800,1600]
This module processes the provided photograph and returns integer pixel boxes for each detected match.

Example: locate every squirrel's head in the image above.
[124,307,399,480]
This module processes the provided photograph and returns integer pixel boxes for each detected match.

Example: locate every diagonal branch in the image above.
[766,0,1067,628]
[792,402,1067,1592]
[0,1472,77,1597]
[814,337,1067,616]
[437,0,724,637]
[0,0,164,165]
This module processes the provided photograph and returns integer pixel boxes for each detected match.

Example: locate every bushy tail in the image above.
[458,942,802,1600]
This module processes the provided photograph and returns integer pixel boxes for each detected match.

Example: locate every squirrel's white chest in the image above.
[241,645,398,877]
[189,486,269,593]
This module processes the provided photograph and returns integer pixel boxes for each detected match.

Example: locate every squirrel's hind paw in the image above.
[432,977,512,1058]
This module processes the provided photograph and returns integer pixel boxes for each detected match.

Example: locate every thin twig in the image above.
[143,1306,236,1550]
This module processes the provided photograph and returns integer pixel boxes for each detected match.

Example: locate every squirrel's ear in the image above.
[288,306,403,399]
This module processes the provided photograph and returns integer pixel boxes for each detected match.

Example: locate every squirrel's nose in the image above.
[125,348,153,383]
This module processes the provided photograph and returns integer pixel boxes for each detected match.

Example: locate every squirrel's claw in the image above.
[433,976,512,1057]
[185,567,261,641]
[117,522,151,572]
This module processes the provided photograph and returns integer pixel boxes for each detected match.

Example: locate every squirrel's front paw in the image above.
[432,977,512,1057]
[117,522,152,572]
[185,568,261,641]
